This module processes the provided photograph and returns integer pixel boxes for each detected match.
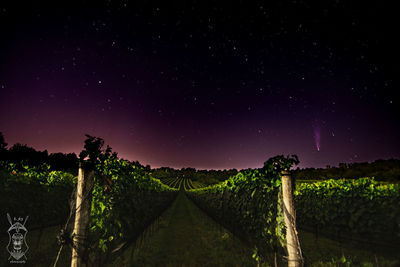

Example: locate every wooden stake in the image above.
[281,170,302,267]
[71,164,94,267]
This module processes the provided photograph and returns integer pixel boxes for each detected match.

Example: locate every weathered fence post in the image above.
[281,170,303,267]
[71,163,94,267]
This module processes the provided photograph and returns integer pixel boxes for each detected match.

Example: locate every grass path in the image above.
[113,192,256,267]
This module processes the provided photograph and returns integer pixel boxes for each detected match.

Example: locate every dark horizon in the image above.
[2,134,400,171]
[1,1,399,170]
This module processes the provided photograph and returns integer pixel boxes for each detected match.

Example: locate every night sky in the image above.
[0,1,398,170]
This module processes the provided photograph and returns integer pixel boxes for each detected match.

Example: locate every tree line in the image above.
[293,160,400,182]
[1,132,399,182]
[0,132,78,174]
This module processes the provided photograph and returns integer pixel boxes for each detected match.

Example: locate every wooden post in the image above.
[71,163,94,267]
[281,170,302,267]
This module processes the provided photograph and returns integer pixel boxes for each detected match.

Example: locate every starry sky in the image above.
[0,1,398,170]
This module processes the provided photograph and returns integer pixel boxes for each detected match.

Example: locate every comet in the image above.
[313,122,321,151]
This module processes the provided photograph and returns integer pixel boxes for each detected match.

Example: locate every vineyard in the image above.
[1,137,400,266]
[160,176,203,190]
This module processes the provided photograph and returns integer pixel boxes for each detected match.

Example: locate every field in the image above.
[1,153,399,266]
[160,176,205,190]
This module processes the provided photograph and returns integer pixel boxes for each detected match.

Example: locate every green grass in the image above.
[112,192,257,267]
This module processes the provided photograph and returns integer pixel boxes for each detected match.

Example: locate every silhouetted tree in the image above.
[0,132,7,160]
[48,152,78,173]
[79,135,105,167]
[8,143,48,166]
[0,132,7,150]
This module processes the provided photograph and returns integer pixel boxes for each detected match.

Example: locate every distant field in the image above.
[159,176,205,190]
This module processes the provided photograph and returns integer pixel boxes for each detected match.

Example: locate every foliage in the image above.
[0,162,73,230]
[0,135,177,266]
[89,157,177,259]
[187,155,299,263]
[73,135,178,263]
[0,134,178,265]
[295,178,400,242]
[293,159,400,182]
[154,155,299,188]
[79,134,105,164]
[263,154,299,172]
[0,161,76,187]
